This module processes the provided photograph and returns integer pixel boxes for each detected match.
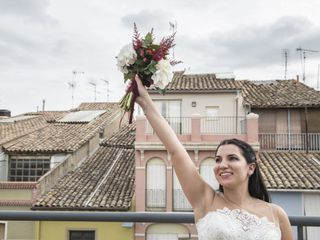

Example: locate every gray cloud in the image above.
[178,15,320,71]
[0,0,51,21]
[121,9,174,34]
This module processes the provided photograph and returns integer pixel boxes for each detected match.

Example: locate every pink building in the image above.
[134,72,259,240]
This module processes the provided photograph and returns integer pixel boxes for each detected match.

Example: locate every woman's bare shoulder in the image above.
[269,203,293,239]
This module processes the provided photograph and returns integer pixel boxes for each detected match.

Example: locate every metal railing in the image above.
[146,116,247,135]
[259,133,320,151]
[146,117,191,134]
[0,211,319,239]
[201,116,247,134]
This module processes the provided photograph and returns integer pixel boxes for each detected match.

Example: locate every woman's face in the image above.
[214,144,255,189]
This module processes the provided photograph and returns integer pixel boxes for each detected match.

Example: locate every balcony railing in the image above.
[146,117,191,134]
[201,116,247,134]
[0,211,319,240]
[146,116,247,135]
[259,133,320,151]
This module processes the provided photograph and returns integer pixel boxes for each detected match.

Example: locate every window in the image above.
[69,230,95,240]
[203,106,220,133]
[173,170,192,211]
[0,222,6,240]
[155,100,182,133]
[9,156,50,181]
[146,158,166,209]
[147,224,190,240]
[206,106,219,119]
[200,158,219,190]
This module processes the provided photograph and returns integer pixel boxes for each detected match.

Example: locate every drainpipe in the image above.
[305,107,309,153]
[235,90,239,134]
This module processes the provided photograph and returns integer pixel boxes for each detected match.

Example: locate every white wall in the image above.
[0,151,8,181]
[150,92,246,117]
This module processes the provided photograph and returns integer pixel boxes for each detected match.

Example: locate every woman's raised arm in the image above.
[135,75,215,210]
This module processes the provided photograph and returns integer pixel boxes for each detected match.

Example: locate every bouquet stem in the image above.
[119,77,139,124]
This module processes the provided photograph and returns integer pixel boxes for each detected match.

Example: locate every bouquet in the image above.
[117,23,180,123]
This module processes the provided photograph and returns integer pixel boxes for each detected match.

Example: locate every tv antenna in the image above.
[88,79,98,102]
[101,79,111,102]
[296,47,319,83]
[283,49,289,80]
[169,21,177,61]
[68,70,84,107]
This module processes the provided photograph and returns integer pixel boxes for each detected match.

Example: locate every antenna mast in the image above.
[68,70,84,107]
[88,80,97,102]
[169,21,177,61]
[101,79,111,102]
[283,49,289,80]
[296,47,319,83]
[317,64,320,89]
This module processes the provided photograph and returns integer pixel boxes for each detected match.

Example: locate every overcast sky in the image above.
[1,0,320,115]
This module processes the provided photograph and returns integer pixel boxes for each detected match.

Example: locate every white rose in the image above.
[151,59,173,90]
[116,44,137,74]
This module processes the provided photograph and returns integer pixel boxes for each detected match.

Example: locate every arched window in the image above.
[200,158,219,190]
[146,158,166,209]
[173,170,192,211]
[0,222,6,240]
[147,223,190,240]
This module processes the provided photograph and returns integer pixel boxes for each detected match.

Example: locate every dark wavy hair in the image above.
[215,138,270,202]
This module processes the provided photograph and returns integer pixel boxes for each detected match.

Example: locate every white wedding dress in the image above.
[196,207,281,240]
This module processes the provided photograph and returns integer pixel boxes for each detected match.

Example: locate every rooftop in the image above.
[259,151,320,190]
[33,124,135,211]
[2,103,121,154]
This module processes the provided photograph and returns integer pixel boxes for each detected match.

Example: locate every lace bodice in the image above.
[196,207,281,240]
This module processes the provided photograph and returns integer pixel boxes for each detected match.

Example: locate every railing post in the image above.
[191,114,201,142]
[136,115,147,142]
[246,113,259,146]
[297,226,304,240]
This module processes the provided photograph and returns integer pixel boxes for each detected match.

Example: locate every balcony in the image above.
[136,114,259,147]
[0,211,319,239]
[259,133,320,151]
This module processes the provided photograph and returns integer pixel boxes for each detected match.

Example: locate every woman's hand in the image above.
[135,74,151,112]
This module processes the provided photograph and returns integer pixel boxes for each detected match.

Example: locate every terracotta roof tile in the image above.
[3,106,121,153]
[0,111,67,145]
[259,151,320,190]
[150,72,241,92]
[33,124,135,211]
[240,80,320,108]
[76,102,120,111]
[153,71,320,107]
[101,123,135,148]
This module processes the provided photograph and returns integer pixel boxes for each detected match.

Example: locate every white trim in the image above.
[0,221,7,240]
[136,166,173,170]
[136,166,146,170]
[135,233,145,237]
[135,142,259,151]
[269,189,320,193]
[311,156,320,165]
[190,234,198,238]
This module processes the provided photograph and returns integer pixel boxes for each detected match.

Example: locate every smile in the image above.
[220,172,233,176]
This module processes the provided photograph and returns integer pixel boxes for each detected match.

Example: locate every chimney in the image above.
[296,75,299,82]
[42,99,45,111]
[0,109,11,118]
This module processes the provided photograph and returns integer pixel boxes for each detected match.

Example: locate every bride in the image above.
[134,75,293,239]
